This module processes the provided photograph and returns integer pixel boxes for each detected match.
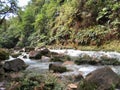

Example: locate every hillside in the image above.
[0,0,120,50]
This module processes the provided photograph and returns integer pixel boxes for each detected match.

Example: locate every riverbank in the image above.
[47,40,120,52]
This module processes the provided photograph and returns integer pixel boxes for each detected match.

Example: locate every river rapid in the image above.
[15,49,120,77]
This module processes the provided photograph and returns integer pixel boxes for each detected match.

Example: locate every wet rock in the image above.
[11,52,21,58]
[77,67,120,90]
[49,63,67,73]
[0,48,9,61]
[24,47,35,52]
[75,54,98,65]
[100,55,120,65]
[29,47,50,59]
[35,46,50,55]
[29,51,42,59]
[50,52,59,56]
[3,58,28,72]
[50,55,64,62]
[39,48,50,56]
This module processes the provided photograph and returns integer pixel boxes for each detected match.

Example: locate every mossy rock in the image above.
[77,80,97,90]
[29,51,42,59]
[100,56,120,65]
[50,55,71,62]
[49,63,67,73]
[24,46,35,52]
[11,52,21,58]
[78,67,120,90]
[75,54,98,65]
[51,56,64,62]
[0,48,9,61]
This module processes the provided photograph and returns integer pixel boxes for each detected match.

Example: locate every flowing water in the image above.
[16,49,120,77]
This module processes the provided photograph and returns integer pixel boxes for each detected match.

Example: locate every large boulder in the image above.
[29,51,42,59]
[77,67,120,90]
[0,48,9,61]
[49,62,67,73]
[3,58,28,72]
[29,47,50,59]
[38,48,50,56]
[61,73,83,83]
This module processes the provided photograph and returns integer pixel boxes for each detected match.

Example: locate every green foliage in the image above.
[0,17,21,48]
[77,80,97,90]
[0,0,19,24]
[18,78,39,90]
[17,73,65,90]
[0,0,120,48]
[100,55,120,65]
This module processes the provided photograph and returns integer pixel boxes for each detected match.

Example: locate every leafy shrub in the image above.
[17,73,65,90]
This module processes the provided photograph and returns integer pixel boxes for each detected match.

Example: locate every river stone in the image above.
[29,50,42,59]
[77,67,120,90]
[61,73,83,83]
[38,48,50,56]
[24,47,35,52]
[3,58,28,72]
[49,62,67,73]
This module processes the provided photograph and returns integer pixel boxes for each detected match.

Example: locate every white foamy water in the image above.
[50,49,120,60]
[7,49,120,76]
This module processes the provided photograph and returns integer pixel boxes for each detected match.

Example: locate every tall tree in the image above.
[0,0,19,24]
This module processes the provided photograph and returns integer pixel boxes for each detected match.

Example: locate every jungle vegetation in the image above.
[0,0,120,49]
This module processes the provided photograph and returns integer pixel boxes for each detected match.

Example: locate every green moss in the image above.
[100,55,120,65]
[51,55,71,62]
[75,54,98,65]
[49,63,68,73]
[0,48,9,61]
